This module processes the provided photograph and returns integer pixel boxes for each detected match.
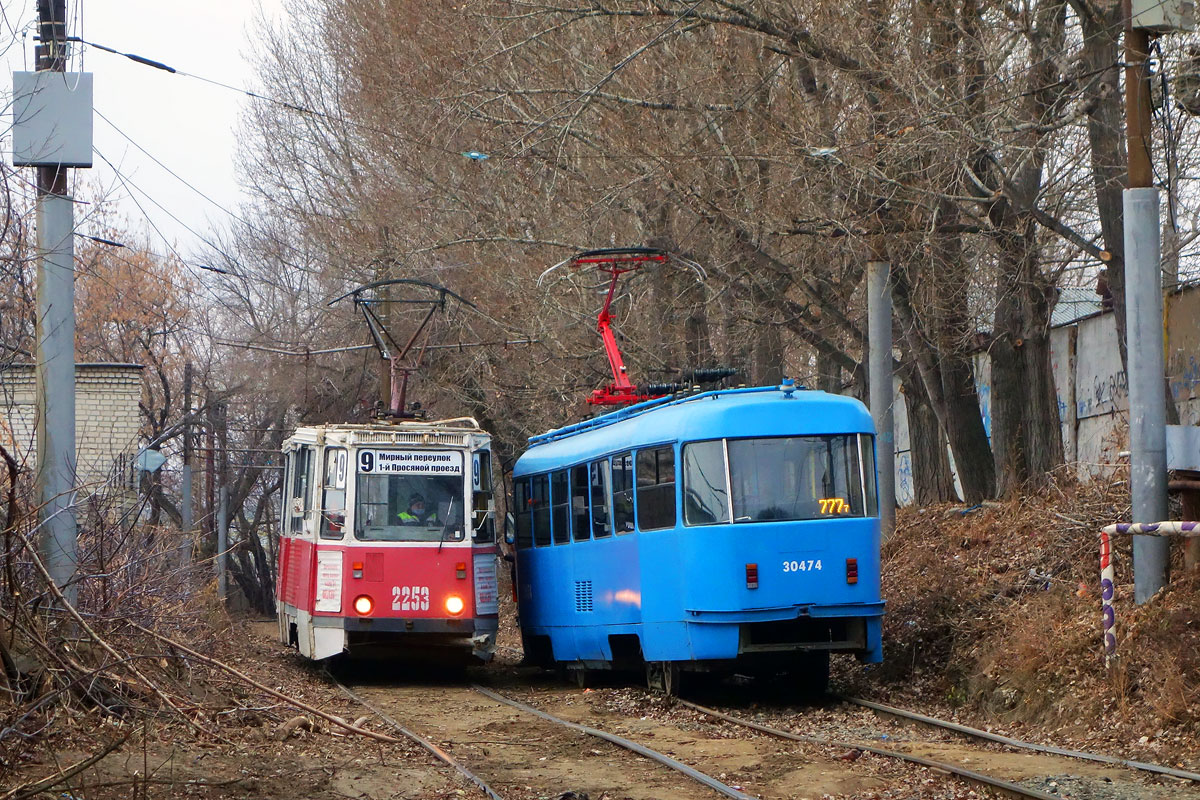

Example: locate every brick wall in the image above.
[0,363,144,493]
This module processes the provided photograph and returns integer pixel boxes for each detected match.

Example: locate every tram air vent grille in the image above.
[574,581,593,613]
[351,431,468,447]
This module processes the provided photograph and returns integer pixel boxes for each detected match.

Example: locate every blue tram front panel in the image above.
[513,384,885,668]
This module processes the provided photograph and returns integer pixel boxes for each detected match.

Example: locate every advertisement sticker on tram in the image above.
[473,554,499,614]
[314,551,343,612]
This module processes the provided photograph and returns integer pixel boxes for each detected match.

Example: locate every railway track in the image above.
[332,675,754,799]
[840,695,1200,784]
[329,669,1179,800]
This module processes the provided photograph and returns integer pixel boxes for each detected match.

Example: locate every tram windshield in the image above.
[683,435,874,525]
[355,473,466,542]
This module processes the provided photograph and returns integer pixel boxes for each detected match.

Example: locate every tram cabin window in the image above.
[612,452,634,533]
[860,434,879,517]
[514,478,533,549]
[636,446,676,530]
[682,440,730,526]
[550,470,570,544]
[726,435,867,522]
[472,451,495,542]
[590,460,613,538]
[290,446,314,534]
[320,447,348,539]
[571,464,590,541]
[531,474,551,546]
[354,453,466,542]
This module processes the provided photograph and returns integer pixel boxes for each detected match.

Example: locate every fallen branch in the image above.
[3,733,130,800]
[7,523,211,738]
[124,621,401,744]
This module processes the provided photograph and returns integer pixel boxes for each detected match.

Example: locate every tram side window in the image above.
[612,452,634,534]
[320,447,348,539]
[514,478,533,549]
[636,446,676,530]
[571,465,590,541]
[531,474,551,546]
[590,460,612,539]
[682,440,730,526]
[290,446,314,534]
[550,470,570,544]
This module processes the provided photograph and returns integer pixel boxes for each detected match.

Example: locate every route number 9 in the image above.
[359,450,374,472]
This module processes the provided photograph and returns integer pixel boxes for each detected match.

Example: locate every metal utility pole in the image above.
[33,0,77,603]
[180,362,194,567]
[867,260,896,540]
[1123,14,1169,602]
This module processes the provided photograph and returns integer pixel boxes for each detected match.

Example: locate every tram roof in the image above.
[283,417,487,449]
[516,384,873,475]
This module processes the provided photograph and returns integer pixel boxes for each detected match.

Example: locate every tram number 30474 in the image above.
[392,585,430,611]
[782,559,823,573]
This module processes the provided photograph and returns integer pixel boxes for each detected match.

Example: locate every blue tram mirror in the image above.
[504,512,516,545]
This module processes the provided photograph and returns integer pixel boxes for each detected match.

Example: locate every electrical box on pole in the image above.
[1131,0,1194,31]
[11,71,94,167]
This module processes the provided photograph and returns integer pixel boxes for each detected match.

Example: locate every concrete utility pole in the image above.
[181,362,194,567]
[33,0,78,603]
[867,260,896,540]
[216,401,229,601]
[1123,15,1169,603]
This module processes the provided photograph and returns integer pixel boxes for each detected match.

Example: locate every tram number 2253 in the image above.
[392,585,430,611]
[782,559,822,573]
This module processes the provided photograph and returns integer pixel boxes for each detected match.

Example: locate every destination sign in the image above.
[357,449,463,475]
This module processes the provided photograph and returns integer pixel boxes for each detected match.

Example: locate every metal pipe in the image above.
[1124,187,1169,603]
[868,260,896,539]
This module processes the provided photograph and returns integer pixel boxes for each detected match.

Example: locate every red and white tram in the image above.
[276,418,499,662]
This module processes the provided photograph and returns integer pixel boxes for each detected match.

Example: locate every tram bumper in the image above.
[683,601,885,663]
[341,615,499,659]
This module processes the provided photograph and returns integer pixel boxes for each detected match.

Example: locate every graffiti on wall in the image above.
[1078,371,1129,420]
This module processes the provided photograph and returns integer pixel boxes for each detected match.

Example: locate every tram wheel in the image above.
[568,665,590,689]
[645,661,680,696]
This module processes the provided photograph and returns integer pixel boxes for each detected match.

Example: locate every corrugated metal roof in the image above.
[1052,286,1106,328]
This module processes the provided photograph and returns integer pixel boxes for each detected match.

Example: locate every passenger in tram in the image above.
[398,493,440,526]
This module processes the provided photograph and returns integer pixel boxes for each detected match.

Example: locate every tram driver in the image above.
[399,493,440,526]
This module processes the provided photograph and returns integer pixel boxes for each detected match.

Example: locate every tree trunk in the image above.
[893,199,996,502]
[816,349,840,393]
[903,373,957,503]
[1080,9,1127,367]
[989,226,1064,494]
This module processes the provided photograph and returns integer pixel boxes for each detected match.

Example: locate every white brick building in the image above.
[0,363,143,493]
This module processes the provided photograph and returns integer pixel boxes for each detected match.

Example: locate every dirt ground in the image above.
[6,477,1198,799]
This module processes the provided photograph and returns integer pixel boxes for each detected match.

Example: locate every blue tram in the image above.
[510,380,884,693]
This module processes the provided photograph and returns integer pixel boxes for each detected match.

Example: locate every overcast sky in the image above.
[4,0,285,259]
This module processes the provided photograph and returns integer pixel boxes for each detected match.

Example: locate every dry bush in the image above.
[0,446,392,796]
[851,471,1200,739]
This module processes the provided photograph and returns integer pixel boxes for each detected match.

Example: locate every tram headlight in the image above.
[445,594,465,616]
[353,595,374,616]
